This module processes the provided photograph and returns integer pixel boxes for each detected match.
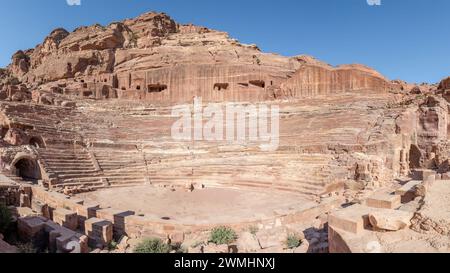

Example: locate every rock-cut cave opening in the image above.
[14,158,42,183]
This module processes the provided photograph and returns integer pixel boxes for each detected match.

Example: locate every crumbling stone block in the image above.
[328,204,371,235]
[95,208,135,237]
[255,228,287,249]
[169,232,185,245]
[19,193,31,208]
[415,169,437,181]
[31,199,49,218]
[442,172,450,180]
[73,203,100,230]
[366,192,401,209]
[113,210,135,237]
[16,207,39,218]
[369,209,413,231]
[85,218,113,248]
[236,232,261,253]
[45,221,89,253]
[17,216,47,241]
[395,180,422,203]
[53,208,78,230]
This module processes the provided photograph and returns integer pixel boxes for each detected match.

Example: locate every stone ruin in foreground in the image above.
[0,12,450,253]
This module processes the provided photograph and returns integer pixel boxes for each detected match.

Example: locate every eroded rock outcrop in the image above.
[416,96,449,169]
[439,77,450,91]
[2,12,395,104]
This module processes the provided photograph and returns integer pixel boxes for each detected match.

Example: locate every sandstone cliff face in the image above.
[3,12,394,104]
[10,22,135,83]
[278,63,389,98]
[415,96,449,169]
[439,77,450,91]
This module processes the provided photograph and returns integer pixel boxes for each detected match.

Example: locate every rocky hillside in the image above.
[1,12,398,104]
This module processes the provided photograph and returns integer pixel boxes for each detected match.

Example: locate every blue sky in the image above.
[0,0,448,83]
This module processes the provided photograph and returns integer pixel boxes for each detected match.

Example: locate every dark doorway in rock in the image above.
[14,158,42,183]
[214,83,229,91]
[148,84,168,93]
[249,80,266,88]
[409,144,422,169]
[29,137,44,148]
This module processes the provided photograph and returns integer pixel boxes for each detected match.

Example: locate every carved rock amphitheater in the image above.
[0,12,449,253]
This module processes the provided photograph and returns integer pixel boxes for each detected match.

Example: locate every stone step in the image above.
[107,183,146,189]
[43,159,93,163]
[57,173,101,179]
[148,177,322,195]
[56,171,99,176]
[42,165,96,170]
[95,152,143,156]
[108,178,146,184]
[42,160,92,165]
[98,162,146,167]
[57,181,105,187]
[61,177,105,183]
[100,165,146,170]
[103,169,147,174]
[105,176,147,182]
[40,154,91,160]
[39,148,87,153]
[97,158,145,162]
[62,174,146,182]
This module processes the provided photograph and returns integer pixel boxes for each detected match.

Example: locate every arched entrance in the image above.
[11,154,42,183]
[29,137,45,148]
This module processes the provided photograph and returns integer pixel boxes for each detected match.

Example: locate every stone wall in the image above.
[30,186,340,241]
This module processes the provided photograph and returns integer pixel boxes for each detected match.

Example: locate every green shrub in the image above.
[17,242,38,254]
[133,238,170,254]
[286,234,301,249]
[0,204,12,234]
[209,226,238,245]
[108,241,118,251]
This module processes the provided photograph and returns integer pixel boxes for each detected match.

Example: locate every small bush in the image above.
[286,234,301,249]
[133,238,170,254]
[17,242,38,254]
[209,226,238,245]
[108,241,118,251]
[0,204,12,234]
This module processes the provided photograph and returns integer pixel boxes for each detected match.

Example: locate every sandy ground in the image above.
[421,180,450,221]
[77,186,315,225]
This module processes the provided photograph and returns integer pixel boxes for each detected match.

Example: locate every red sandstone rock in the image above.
[236,232,261,253]
[439,77,450,91]
[368,210,413,231]
[2,11,395,104]
[1,10,450,254]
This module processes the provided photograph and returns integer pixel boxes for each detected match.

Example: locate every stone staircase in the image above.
[38,145,104,189]
[145,152,342,199]
[93,148,148,187]
[1,103,84,143]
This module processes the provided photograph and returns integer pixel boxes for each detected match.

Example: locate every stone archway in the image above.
[11,154,42,183]
[29,136,45,148]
